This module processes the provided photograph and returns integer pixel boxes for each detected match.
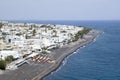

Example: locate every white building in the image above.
[0,51,22,60]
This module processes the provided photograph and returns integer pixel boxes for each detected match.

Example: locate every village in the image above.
[0,21,85,70]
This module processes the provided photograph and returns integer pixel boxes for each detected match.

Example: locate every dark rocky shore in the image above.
[0,29,101,80]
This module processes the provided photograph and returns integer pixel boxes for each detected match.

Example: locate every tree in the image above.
[16,33,22,36]
[67,40,71,44]
[83,27,91,34]
[52,30,57,36]
[0,60,6,70]
[0,23,3,31]
[32,29,36,36]
[5,55,14,63]
[72,27,91,42]
[61,30,66,33]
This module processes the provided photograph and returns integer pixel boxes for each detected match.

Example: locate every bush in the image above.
[0,60,6,70]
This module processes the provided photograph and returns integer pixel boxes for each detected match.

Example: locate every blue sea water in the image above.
[10,20,120,80]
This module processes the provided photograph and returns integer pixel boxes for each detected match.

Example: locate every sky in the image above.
[0,0,120,20]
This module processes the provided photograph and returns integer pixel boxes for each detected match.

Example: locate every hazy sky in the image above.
[0,0,120,20]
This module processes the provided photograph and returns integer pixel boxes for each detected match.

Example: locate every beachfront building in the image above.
[0,21,85,69]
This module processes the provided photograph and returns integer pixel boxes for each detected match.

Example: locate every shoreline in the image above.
[0,29,102,80]
[32,29,102,80]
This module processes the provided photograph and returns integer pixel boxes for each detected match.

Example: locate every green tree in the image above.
[5,55,14,63]
[0,23,3,28]
[0,23,3,31]
[0,60,6,70]
[83,27,91,34]
[16,33,22,36]
[32,29,36,36]
[72,27,91,42]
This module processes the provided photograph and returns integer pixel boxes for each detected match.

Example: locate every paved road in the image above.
[0,30,101,80]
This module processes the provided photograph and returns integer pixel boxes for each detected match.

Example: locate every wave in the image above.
[48,44,89,77]
[49,48,83,75]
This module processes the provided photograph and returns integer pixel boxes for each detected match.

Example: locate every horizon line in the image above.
[1,19,120,21]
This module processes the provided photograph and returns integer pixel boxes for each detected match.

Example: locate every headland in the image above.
[0,21,102,80]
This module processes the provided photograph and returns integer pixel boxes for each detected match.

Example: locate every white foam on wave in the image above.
[49,45,88,75]
[50,49,80,75]
[55,59,67,73]
[52,32,104,74]
[62,58,67,65]
[69,49,78,57]
[93,38,96,42]
[82,46,86,48]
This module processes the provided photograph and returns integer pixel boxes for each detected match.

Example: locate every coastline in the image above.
[0,29,102,80]
[32,29,102,80]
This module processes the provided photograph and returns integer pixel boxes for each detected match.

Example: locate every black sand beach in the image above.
[0,29,101,80]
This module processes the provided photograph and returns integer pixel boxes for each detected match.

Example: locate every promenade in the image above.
[0,30,101,80]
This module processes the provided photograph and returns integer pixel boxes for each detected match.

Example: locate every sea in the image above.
[9,20,120,80]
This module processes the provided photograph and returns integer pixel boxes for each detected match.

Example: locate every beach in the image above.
[0,29,101,80]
